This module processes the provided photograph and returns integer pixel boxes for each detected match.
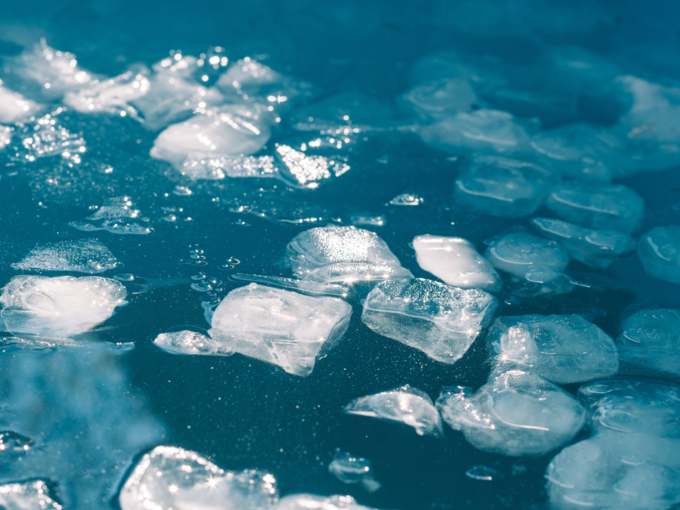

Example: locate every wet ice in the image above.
[153,329,228,356]
[0,480,62,510]
[484,230,569,278]
[64,68,150,116]
[638,226,680,284]
[617,308,680,375]
[328,450,382,493]
[12,239,119,273]
[275,495,380,510]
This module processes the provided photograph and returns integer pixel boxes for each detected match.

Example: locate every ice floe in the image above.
[484,230,569,278]
[12,239,119,273]
[0,480,62,510]
[638,226,680,284]
[328,450,381,493]
[617,308,680,375]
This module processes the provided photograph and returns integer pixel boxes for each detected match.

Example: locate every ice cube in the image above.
[64,68,150,116]
[413,235,501,291]
[436,370,586,456]
[638,226,680,284]
[328,449,382,493]
[362,278,497,364]
[617,308,680,375]
[0,85,38,123]
[532,217,636,269]
[344,384,444,437]
[0,480,62,510]
[0,275,127,338]
[153,329,229,356]
[486,314,618,384]
[484,230,569,278]
[208,283,352,376]
[618,76,680,143]
[12,239,119,273]
[401,78,477,120]
[274,494,379,510]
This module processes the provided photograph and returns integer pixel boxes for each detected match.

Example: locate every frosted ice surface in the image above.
[64,68,150,116]
[401,78,477,120]
[546,181,644,234]
[328,450,382,492]
[638,226,680,284]
[153,330,229,356]
[208,283,352,376]
[274,142,350,188]
[286,226,411,283]
[12,239,119,273]
[344,385,444,437]
[362,278,497,364]
[484,230,569,278]
[617,308,680,374]
[532,217,636,269]
[119,445,278,510]
[0,480,62,510]
[0,85,37,123]
[413,235,501,291]
[454,156,558,217]
[274,494,379,510]
[436,370,586,456]
[0,275,127,338]
[487,314,618,384]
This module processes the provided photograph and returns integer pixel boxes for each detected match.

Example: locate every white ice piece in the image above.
[413,235,501,291]
[618,76,680,143]
[484,230,569,278]
[274,494,380,510]
[436,370,586,456]
[0,275,127,338]
[0,480,62,510]
[638,226,680,284]
[153,329,229,356]
[12,239,119,273]
[344,385,444,437]
[0,85,37,123]
[487,314,618,384]
[617,308,680,375]
[401,78,477,119]
[64,68,150,116]
[208,284,351,376]
[362,278,497,364]
[328,450,381,493]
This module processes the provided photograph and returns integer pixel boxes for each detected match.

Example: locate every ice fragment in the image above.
[328,450,381,493]
[617,308,680,375]
[12,239,119,273]
[484,230,569,278]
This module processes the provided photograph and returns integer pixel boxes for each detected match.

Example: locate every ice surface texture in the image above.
[484,230,569,278]
[638,226,680,284]
[0,275,127,338]
[344,385,444,437]
[12,239,119,273]
[208,283,352,376]
[617,308,680,375]
[286,226,412,283]
[329,450,382,492]
[0,480,62,510]
[436,370,586,456]
[487,314,618,384]
[413,235,501,291]
[275,494,380,510]
[362,278,497,364]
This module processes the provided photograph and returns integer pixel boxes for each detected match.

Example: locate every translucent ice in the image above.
[328,450,382,493]
[12,239,119,273]
[436,370,586,456]
[454,155,559,217]
[0,85,37,123]
[208,283,352,376]
[484,230,569,278]
[532,217,636,269]
[546,181,644,234]
[618,76,680,143]
[617,308,680,374]
[0,480,62,510]
[401,78,477,120]
[486,314,618,384]
[362,278,497,364]
[413,235,501,291]
[153,329,229,356]
[286,226,411,283]
[69,197,152,235]
[274,494,379,510]
[231,273,351,298]
[344,385,444,437]
[119,445,278,510]
[0,275,127,338]
[64,68,150,116]
[13,107,86,162]
[638,226,680,284]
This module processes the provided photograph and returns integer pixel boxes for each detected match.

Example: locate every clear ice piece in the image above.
[153,330,229,356]
[0,480,62,510]
[401,78,477,120]
[328,449,382,493]
[12,239,119,273]
[64,68,150,116]
[638,226,680,284]
[484,230,569,278]
[274,494,380,510]
[617,308,680,375]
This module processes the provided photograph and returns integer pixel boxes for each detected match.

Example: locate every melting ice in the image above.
[12,239,119,273]
[329,450,382,493]
[617,308,680,375]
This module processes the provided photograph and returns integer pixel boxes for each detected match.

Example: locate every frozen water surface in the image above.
[12,238,119,273]
[617,308,680,374]
[0,480,62,510]
[329,450,382,493]
[638,226,680,284]
[484,230,569,278]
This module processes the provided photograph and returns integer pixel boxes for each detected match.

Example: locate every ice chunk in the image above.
[484,230,569,278]
[274,142,350,189]
[362,278,497,364]
[0,480,62,510]
[12,239,119,273]
[119,445,278,510]
[208,284,351,376]
[401,78,477,120]
[413,235,501,291]
[69,196,152,235]
[274,494,379,510]
[638,226,680,284]
[13,107,86,162]
[388,193,425,206]
[436,370,586,456]
[153,329,229,356]
[286,226,411,283]
[64,68,150,116]
[618,76,680,143]
[546,181,644,234]
[532,217,636,269]
[0,85,38,123]
[344,385,444,437]
[328,449,381,493]
[0,275,127,338]
[486,314,618,384]
[454,155,558,218]
[617,308,680,374]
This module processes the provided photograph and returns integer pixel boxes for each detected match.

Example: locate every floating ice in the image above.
[0,275,127,338]
[388,193,425,206]
[617,308,680,375]
[413,235,501,291]
[532,217,636,269]
[153,329,228,356]
[328,450,382,493]
[401,78,477,120]
[275,494,379,510]
[286,226,411,283]
[638,226,680,284]
[64,68,150,116]
[69,196,152,235]
[231,273,351,298]
[208,283,351,376]
[119,445,278,510]
[436,370,586,456]
[546,181,644,234]
[344,385,444,437]
[12,239,119,273]
[12,107,86,162]
[486,314,618,384]
[0,85,38,123]
[0,480,62,510]
[362,278,497,364]
[484,230,569,278]
[274,142,350,188]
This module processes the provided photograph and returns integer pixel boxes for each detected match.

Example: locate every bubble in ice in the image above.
[0,85,38,123]
[484,230,569,278]
[12,238,119,273]
[454,156,559,218]
[0,480,62,510]
[465,466,505,482]
[0,275,127,339]
[119,445,278,510]
[286,225,412,283]
[617,308,680,375]
[12,107,86,162]
[487,314,618,384]
[63,68,150,116]
[436,370,586,456]
[638,226,680,284]
[362,278,497,364]
[328,449,382,493]
[153,329,229,356]
[344,384,444,437]
[275,494,380,510]
[532,217,636,269]
[546,181,644,234]
[208,283,351,376]
[401,78,477,120]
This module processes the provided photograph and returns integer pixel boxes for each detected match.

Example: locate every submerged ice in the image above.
[617,308,680,375]
[638,226,680,284]
[484,230,569,278]
[12,239,119,273]
[328,450,381,493]
[153,329,228,356]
